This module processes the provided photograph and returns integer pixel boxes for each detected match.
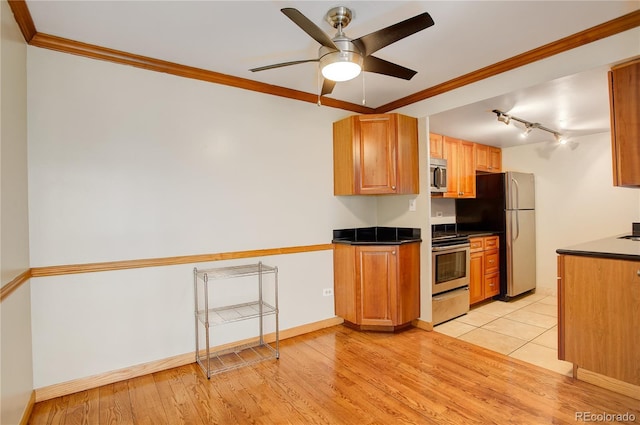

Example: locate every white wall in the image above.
[27,47,377,388]
[1,0,33,423]
[502,133,640,294]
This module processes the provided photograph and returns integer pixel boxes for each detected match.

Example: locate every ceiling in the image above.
[18,1,640,147]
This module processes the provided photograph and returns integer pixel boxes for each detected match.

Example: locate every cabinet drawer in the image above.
[484,272,500,298]
[469,237,484,252]
[484,236,499,249]
[484,249,499,274]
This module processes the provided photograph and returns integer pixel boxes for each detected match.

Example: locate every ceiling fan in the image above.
[250,6,435,97]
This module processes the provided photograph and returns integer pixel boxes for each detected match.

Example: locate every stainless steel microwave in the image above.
[430,158,448,193]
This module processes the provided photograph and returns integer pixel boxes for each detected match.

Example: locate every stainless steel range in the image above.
[432,230,470,325]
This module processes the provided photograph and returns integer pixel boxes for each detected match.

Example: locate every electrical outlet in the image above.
[409,199,417,211]
[323,288,333,297]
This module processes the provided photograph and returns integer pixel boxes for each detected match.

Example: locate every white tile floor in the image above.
[434,292,573,376]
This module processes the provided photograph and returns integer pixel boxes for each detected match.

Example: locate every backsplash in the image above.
[430,198,456,224]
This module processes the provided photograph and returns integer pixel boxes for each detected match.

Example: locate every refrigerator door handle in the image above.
[511,176,521,241]
[511,176,520,210]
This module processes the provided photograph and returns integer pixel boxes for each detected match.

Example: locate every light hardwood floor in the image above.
[29,325,638,424]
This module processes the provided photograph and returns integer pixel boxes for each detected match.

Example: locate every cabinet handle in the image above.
[637,270,640,277]
[392,251,396,255]
[391,186,396,190]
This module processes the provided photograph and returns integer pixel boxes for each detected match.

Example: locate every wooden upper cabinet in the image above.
[609,59,640,187]
[333,113,418,195]
[429,133,444,159]
[475,144,502,173]
[442,137,476,198]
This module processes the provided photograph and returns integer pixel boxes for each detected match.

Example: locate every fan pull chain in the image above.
[362,70,366,105]
[317,67,322,106]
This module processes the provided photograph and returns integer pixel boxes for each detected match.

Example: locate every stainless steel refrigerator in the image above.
[456,172,536,300]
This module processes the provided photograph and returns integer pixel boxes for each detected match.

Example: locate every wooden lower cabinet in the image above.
[333,242,420,330]
[558,254,640,387]
[469,236,500,305]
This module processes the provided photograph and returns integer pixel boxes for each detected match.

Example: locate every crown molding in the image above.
[7,1,640,113]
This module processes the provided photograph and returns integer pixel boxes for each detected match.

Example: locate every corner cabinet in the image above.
[558,254,640,391]
[193,262,279,378]
[609,59,640,187]
[333,113,419,195]
[334,242,420,331]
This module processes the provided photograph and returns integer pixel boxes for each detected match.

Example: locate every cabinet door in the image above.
[469,251,485,304]
[357,246,397,326]
[609,60,640,187]
[475,144,489,172]
[356,114,398,195]
[430,133,444,159]
[458,140,476,198]
[442,137,460,198]
[396,243,420,324]
[443,137,476,198]
[489,147,502,172]
[560,255,640,385]
[333,243,357,323]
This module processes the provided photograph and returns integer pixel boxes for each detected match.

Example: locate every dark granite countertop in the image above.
[333,227,421,245]
[459,230,502,238]
[556,234,640,261]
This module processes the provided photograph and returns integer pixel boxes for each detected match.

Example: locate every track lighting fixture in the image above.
[521,123,534,138]
[492,109,566,144]
[497,112,511,125]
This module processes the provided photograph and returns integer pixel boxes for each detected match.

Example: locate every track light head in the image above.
[497,112,511,125]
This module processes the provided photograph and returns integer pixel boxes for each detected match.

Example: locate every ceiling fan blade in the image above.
[321,79,336,96]
[250,59,319,72]
[281,8,338,50]
[352,12,434,56]
[363,56,417,80]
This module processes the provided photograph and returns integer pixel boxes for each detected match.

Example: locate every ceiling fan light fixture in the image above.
[320,50,363,82]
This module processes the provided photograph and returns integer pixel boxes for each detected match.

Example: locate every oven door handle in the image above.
[432,243,470,252]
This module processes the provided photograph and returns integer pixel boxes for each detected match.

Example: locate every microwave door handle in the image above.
[437,167,446,188]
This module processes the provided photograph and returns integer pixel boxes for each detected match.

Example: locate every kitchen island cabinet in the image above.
[333,113,418,195]
[609,59,640,187]
[333,228,421,331]
[557,236,640,400]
